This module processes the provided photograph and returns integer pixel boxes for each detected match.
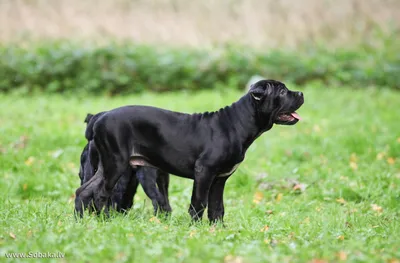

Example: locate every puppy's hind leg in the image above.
[92,137,130,216]
[112,168,139,213]
[120,172,140,212]
[94,161,130,216]
[136,167,169,216]
[156,170,172,214]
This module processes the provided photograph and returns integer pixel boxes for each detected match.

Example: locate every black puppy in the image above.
[75,80,304,223]
[79,113,172,214]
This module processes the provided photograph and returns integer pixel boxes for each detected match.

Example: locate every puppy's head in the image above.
[249,79,304,127]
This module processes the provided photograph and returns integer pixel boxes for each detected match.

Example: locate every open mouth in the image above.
[276,112,302,124]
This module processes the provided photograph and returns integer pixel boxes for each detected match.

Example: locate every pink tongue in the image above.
[290,112,302,120]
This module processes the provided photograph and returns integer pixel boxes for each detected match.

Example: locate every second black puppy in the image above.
[79,112,172,214]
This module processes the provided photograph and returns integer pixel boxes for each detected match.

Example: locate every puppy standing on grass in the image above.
[75,79,304,223]
[79,113,172,214]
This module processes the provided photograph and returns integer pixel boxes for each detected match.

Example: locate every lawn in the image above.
[0,84,399,263]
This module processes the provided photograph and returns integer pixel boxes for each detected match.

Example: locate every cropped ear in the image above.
[249,85,265,101]
[84,113,94,124]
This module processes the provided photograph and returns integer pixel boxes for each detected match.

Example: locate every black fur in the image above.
[75,80,304,222]
[79,112,171,214]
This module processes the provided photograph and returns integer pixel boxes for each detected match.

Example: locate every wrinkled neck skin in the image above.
[210,94,274,152]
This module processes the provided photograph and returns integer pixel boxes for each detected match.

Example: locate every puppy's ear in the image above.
[84,113,94,124]
[249,84,265,101]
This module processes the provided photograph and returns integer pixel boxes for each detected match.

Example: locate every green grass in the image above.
[0,85,399,263]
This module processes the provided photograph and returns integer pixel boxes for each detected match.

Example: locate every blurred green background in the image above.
[0,0,399,94]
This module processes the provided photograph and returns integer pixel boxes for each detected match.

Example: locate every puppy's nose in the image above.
[297,91,303,97]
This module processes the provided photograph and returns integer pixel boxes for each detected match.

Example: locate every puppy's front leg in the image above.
[207,176,229,224]
[188,163,216,221]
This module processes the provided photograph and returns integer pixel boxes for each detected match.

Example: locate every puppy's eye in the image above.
[280,89,287,95]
